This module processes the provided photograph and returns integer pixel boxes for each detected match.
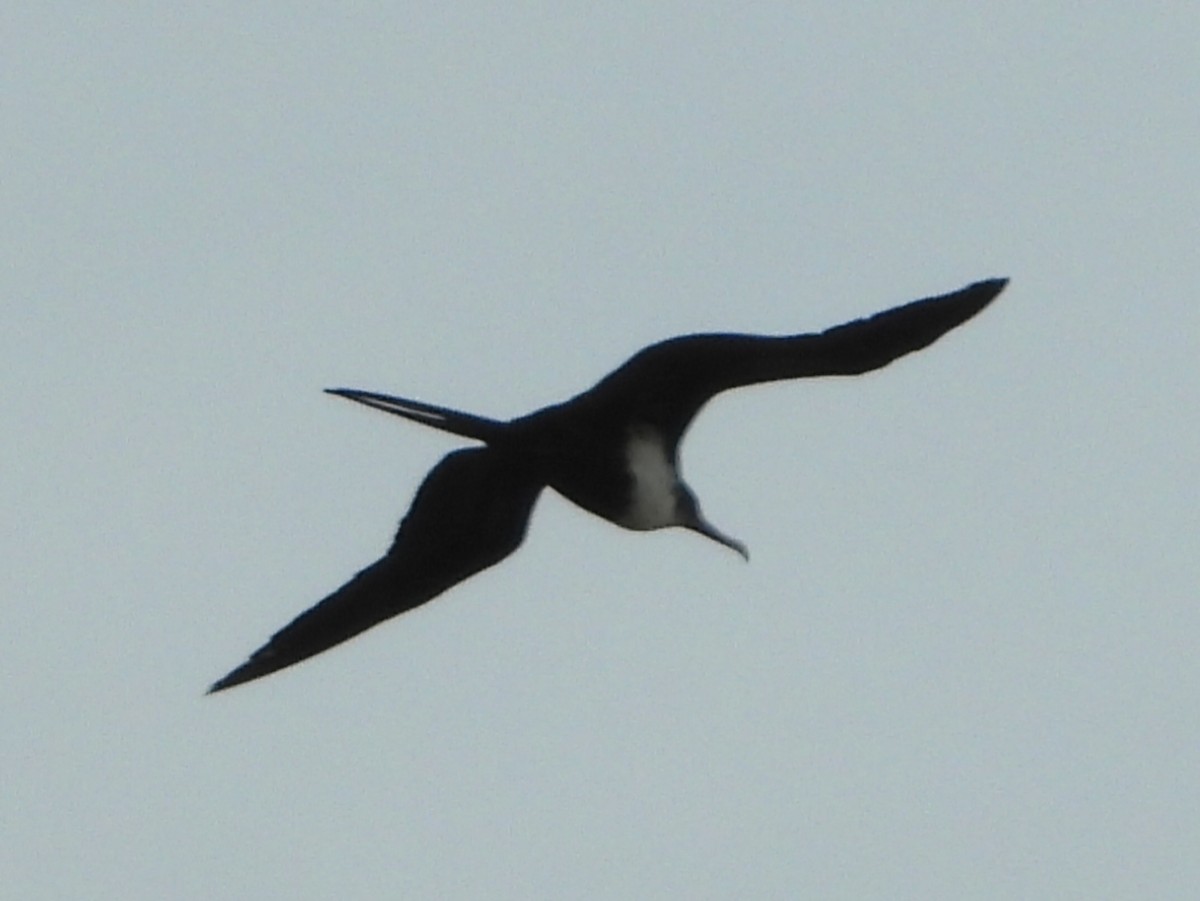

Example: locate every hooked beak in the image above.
[688,518,750,561]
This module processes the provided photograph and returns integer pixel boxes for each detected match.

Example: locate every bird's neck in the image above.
[618,425,681,530]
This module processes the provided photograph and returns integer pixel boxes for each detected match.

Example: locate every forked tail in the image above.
[325,388,508,443]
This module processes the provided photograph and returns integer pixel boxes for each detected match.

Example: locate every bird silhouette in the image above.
[209,277,1006,692]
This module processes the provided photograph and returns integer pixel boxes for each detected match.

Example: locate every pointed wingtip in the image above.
[936,277,1007,325]
[205,674,235,695]
[206,659,266,695]
[970,276,1009,301]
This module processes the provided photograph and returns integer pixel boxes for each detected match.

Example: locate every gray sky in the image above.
[4,5,1197,899]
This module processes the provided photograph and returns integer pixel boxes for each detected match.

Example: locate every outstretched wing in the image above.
[208,447,545,693]
[580,278,1006,448]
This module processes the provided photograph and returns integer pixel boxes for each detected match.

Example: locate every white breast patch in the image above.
[620,427,679,530]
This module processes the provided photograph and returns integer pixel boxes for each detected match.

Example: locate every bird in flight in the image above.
[209,278,1006,692]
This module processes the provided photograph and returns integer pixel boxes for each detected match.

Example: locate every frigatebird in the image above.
[209,277,1005,692]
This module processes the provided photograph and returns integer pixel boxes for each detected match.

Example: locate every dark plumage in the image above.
[209,277,1005,692]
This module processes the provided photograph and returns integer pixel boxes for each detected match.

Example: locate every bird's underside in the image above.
[208,277,1006,693]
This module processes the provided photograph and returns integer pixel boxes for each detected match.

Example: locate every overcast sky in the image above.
[4,5,1197,899]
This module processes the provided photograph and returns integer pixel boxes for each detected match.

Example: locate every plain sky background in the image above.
[4,4,1197,899]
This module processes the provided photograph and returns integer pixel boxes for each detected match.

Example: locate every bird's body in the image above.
[209,278,1006,693]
